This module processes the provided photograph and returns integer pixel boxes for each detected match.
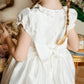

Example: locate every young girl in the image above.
[0,0,79,84]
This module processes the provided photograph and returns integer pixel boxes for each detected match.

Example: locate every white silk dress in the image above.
[1,3,78,84]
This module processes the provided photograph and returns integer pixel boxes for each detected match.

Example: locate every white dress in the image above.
[1,3,78,84]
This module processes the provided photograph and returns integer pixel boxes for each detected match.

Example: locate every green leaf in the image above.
[73,5,84,22]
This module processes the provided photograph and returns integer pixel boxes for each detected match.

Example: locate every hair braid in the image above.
[56,0,70,45]
[30,0,42,9]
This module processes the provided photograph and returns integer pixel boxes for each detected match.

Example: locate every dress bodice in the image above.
[16,3,78,60]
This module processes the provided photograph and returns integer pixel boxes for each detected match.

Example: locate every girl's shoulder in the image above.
[63,6,78,23]
[17,7,31,17]
[63,6,78,34]
[63,6,78,17]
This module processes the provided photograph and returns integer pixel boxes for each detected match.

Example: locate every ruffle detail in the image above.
[33,3,66,16]
[16,8,33,38]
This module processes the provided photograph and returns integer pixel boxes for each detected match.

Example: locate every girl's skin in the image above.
[0,0,80,62]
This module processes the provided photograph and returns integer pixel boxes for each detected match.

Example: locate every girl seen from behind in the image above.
[0,0,79,84]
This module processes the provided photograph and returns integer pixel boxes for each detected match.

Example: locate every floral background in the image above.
[61,0,84,22]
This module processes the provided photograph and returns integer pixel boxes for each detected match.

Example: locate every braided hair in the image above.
[56,0,70,45]
[31,0,42,9]
[31,0,70,45]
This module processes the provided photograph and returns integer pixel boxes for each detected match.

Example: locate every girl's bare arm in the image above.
[6,25,32,62]
[67,27,80,52]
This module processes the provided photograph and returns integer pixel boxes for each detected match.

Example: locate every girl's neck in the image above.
[39,0,63,10]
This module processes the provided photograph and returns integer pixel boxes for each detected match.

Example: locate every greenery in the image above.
[61,0,84,22]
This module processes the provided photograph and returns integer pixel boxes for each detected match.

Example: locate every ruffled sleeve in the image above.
[67,8,78,34]
[16,8,32,37]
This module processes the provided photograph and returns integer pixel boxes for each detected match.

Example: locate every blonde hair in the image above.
[31,0,70,45]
